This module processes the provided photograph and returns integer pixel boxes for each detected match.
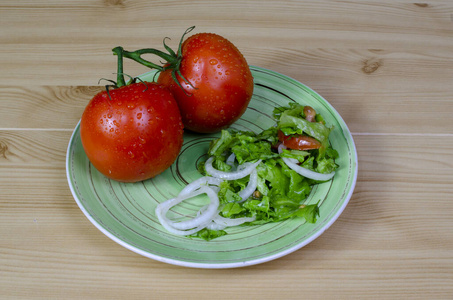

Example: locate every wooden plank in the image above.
[1,1,452,47]
[1,1,453,86]
[0,132,452,298]
[1,60,452,134]
[0,86,100,129]
[0,130,71,163]
[1,45,453,134]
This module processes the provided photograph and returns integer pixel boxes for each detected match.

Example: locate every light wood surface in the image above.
[1,1,453,298]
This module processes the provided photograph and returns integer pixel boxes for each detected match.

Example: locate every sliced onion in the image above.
[205,156,262,180]
[277,143,298,164]
[169,187,219,230]
[155,213,211,236]
[179,176,223,197]
[212,214,256,227]
[155,186,219,232]
[278,144,335,181]
[156,155,262,236]
[155,201,211,236]
[206,221,227,231]
[226,153,236,167]
[238,168,258,202]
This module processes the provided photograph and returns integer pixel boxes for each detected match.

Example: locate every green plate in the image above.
[66,66,358,268]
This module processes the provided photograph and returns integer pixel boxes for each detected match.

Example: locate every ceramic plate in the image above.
[66,66,358,268]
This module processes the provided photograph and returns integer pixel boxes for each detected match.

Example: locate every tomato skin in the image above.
[278,130,322,151]
[157,32,254,133]
[80,83,184,182]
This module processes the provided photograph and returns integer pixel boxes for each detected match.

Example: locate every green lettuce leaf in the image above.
[221,202,245,217]
[190,228,227,241]
[208,130,233,156]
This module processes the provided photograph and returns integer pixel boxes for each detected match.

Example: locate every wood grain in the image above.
[1,132,452,298]
[1,0,453,299]
[2,49,453,133]
[0,85,101,129]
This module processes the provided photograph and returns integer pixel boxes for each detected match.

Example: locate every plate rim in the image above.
[66,65,358,269]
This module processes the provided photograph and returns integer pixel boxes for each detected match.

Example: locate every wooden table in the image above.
[1,1,452,298]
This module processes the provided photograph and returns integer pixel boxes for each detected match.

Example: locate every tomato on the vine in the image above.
[157,32,253,133]
[80,48,184,182]
[120,27,254,133]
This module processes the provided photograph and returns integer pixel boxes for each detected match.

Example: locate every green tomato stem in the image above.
[112,46,127,87]
[114,26,197,94]
[121,48,171,70]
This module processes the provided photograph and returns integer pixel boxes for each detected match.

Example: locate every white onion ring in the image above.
[168,187,219,230]
[155,186,219,232]
[155,214,212,236]
[155,201,211,236]
[205,156,262,180]
[179,176,223,197]
[156,155,262,236]
[212,214,256,227]
[206,221,227,231]
[196,205,224,231]
[277,144,298,164]
[238,169,258,202]
[278,144,335,181]
[226,153,236,167]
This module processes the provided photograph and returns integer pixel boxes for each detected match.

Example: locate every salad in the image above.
[155,103,339,240]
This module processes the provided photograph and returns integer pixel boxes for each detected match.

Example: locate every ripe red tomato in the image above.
[157,32,254,133]
[120,28,254,133]
[278,130,322,151]
[80,82,184,182]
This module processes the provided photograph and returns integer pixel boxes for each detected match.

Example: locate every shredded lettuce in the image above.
[190,228,227,241]
[192,103,338,240]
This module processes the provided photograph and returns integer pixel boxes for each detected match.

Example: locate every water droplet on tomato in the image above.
[107,113,112,118]
[127,104,135,110]
[209,59,218,65]
[139,136,146,144]
[128,151,135,158]
[99,119,103,124]
[137,113,142,120]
